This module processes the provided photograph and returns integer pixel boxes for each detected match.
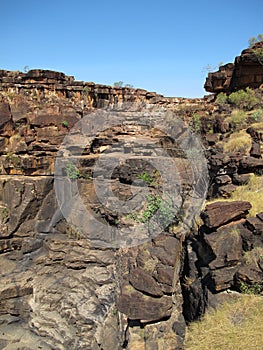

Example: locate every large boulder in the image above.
[201,201,252,229]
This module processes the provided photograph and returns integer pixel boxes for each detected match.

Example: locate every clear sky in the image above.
[1,0,263,97]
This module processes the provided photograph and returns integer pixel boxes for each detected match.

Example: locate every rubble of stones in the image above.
[0,67,262,350]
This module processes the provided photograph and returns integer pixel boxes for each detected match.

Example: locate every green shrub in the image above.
[190,114,202,132]
[113,81,124,88]
[240,281,263,295]
[250,108,263,122]
[215,92,228,107]
[128,194,175,229]
[62,120,69,128]
[226,109,247,130]
[228,88,259,110]
[0,207,9,222]
[82,86,90,95]
[65,162,80,180]
[138,171,159,187]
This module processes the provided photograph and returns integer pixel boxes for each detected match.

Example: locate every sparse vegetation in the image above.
[231,174,263,216]
[83,86,90,94]
[127,193,175,229]
[6,152,21,168]
[248,34,263,65]
[215,92,228,107]
[185,295,263,350]
[243,247,263,266]
[61,120,69,128]
[113,81,124,88]
[113,81,134,88]
[190,113,202,133]
[206,175,263,216]
[65,162,80,180]
[223,130,251,154]
[228,88,259,111]
[239,281,263,295]
[225,109,247,130]
[250,108,263,122]
[138,170,159,187]
[0,207,9,222]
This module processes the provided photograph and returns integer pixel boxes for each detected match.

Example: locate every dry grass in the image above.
[184,295,263,350]
[243,247,263,266]
[231,174,263,216]
[223,130,251,154]
[225,109,247,129]
[250,121,263,130]
[205,175,263,216]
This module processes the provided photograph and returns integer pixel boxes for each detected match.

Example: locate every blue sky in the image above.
[1,0,263,97]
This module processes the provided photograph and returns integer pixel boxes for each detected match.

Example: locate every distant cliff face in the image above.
[204,42,263,93]
[0,69,196,108]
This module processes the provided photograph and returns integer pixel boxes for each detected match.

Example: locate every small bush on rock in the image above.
[228,88,259,111]
[226,109,247,130]
[215,92,228,107]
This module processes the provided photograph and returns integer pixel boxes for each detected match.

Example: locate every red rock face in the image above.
[204,42,263,93]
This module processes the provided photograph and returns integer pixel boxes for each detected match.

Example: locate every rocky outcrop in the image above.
[201,201,252,229]
[0,71,202,349]
[204,42,263,93]
[182,203,263,322]
[0,68,262,350]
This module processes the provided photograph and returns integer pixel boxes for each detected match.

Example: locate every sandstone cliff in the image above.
[0,69,262,350]
[204,41,263,93]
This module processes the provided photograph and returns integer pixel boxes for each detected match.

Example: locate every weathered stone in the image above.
[201,201,252,229]
[129,268,163,297]
[0,65,262,350]
[0,238,23,253]
[257,212,263,221]
[153,264,174,287]
[245,217,263,235]
[0,285,33,300]
[0,102,12,129]
[204,42,263,93]
[210,266,239,292]
[218,183,236,198]
[240,156,263,173]
[232,173,252,185]
[215,175,232,185]
[182,278,207,322]
[204,223,243,269]
[151,235,181,267]
[235,266,263,286]
[117,284,173,322]
[239,225,259,251]
[204,63,234,93]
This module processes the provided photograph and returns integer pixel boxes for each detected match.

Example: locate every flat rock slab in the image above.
[129,267,163,297]
[117,284,172,322]
[201,201,252,229]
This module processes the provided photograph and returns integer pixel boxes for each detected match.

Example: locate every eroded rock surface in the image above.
[0,68,262,350]
[205,42,263,93]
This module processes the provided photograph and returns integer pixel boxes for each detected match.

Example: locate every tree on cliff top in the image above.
[248,34,263,65]
[248,34,263,48]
